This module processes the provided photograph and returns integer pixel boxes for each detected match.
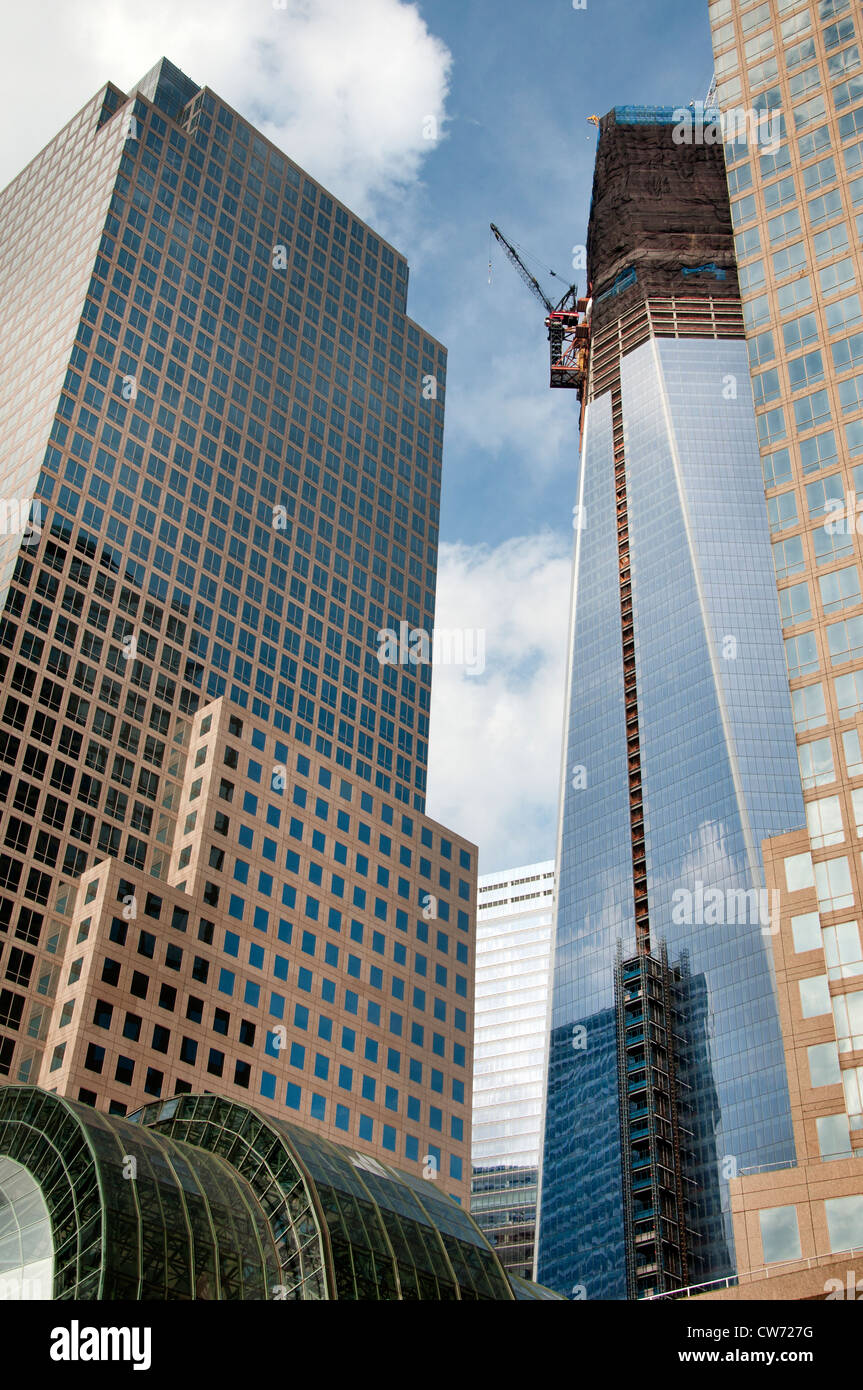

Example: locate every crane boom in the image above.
[490,221,590,395]
[489,221,592,397]
[490,223,556,314]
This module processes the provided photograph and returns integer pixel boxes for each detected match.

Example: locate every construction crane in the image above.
[489,222,591,394]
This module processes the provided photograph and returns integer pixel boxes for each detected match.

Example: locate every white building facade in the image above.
[470,862,554,1279]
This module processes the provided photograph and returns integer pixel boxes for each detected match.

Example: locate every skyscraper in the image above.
[470,861,554,1278]
[536,107,807,1298]
[0,59,475,1205]
[689,0,863,1296]
[649,832,863,1301]
[710,7,863,871]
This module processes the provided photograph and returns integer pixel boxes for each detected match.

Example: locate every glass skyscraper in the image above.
[470,862,554,1278]
[536,108,807,1298]
[0,58,476,1207]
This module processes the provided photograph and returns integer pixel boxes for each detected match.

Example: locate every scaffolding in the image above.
[613,104,721,126]
[614,945,693,1299]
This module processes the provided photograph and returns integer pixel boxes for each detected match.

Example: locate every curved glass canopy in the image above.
[133,1092,515,1300]
[0,1086,279,1299]
[0,1087,561,1300]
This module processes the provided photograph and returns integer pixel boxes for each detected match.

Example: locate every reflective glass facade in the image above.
[626,340,804,1282]
[538,333,806,1299]
[538,387,633,1298]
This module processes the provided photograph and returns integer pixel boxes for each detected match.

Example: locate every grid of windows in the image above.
[711,0,863,1235]
[0,59,475,1202]
[37,697,474,1196]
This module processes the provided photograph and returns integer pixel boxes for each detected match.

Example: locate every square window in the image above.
[825,1194,863,1253]
[207,1048,224,1077]
[130,970,148,999]
[791,912,822,952]
[144,1067,163,1097]
[799,974,831,1016]
[759,1205,802,1264]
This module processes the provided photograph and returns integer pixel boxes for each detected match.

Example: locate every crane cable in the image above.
[489,227,568,293]
[506,234,566,285]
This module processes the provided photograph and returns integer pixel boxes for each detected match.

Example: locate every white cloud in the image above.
[425,531,573,872]
[0,0,451,214]
[444,347,576,486]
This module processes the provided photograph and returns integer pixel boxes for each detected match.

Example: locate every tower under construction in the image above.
[536,107,806,1299]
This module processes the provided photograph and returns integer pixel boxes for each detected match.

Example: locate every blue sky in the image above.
[0,0,719,871]
[393,0,720,869]
[404,0,719,548]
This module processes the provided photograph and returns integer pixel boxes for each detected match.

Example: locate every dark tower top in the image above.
[587,107,740,332]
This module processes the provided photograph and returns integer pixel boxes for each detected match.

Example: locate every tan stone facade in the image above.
[35,695,475,1200]
[676,0,863,1299]
[709,0,863,1048]
[0,59,476,1208]
[685,823,863,1298]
